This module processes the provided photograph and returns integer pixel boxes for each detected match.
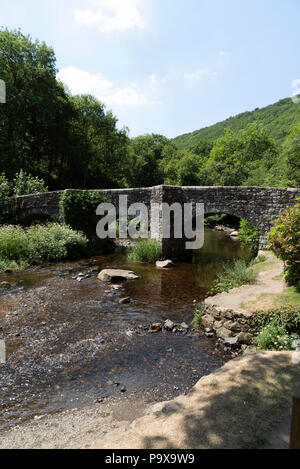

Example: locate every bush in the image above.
[267,198,300,285]
[128,239,162,264]
[238,219,260,254]
[253,322,297,351]
[0,225,30,261]
[60,190,111,242]
[0,223,88,272]
[27,223,88,262]
[13,170,48,196]
[212,259,257,293]
[251,307,300,351]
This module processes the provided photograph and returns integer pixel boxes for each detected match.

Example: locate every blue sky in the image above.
[1,0,300,138]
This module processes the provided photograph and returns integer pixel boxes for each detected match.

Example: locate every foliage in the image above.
[267,199,300,285]
[0,223,88,272]
[192,303,206,329]
[253,323,297,351]
[127,134,171,187]
[212,259,257,293]
[0,29,130,190]
[27,223,88,261]
[0,225,30,261]
[282,123,300,187]
[254,254,267,264]
[128,239,162,264]
[204,214,227,226]
[0,173,13,223]
[69,94,130,189]
[251,306,300,350]
[173,97,300,149]
[238,219,260,253]
[13,170,48,196]
[60,190,111,240]
[1,29,300,193]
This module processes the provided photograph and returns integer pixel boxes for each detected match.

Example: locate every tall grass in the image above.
[0,223,88,272]
[128,239,162,264]
[212,259,257,294]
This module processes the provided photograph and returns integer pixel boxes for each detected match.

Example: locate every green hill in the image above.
[173,97,300,150]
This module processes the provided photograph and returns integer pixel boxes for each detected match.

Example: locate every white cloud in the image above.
[150,74,158,84]
[219,50,228,57]
[184,69,210,80]
[73,0,145,33]
[57,66,149,107]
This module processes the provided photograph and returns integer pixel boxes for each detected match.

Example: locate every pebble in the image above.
[120,297,131,305]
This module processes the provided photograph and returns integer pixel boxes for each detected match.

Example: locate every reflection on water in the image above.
[0,229,252,432]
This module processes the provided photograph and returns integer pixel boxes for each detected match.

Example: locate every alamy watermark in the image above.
[0,340,5,364]
[95,196,204,250]
[0,79,6,103]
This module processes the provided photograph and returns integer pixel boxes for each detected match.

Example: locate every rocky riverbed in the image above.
[0,229,252,433]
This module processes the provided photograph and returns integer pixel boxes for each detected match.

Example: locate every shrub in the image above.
[251,307,300,351]
[0,223,88,272]
[128,239,162,264]
[0,225,30,261]
[192,303,205,329]
[251,306,300,335]
[253,322,297,351]
[212,259,257,293]
[27,223,88,262]
[267,198,300,285]
[13,170,48,196]
[60,190,111,242]
[238,219,260,254]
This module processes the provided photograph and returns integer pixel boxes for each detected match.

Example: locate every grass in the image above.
[192,303,205,329]
[0,223,88,272]
[212,258,257,294]
[128,239,162,264]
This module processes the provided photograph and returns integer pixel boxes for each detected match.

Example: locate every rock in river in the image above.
[120,297,131,305]
[164,319,175,331]
[156,260,175,269]
[98,269,139,282]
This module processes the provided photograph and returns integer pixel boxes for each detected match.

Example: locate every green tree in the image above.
[283,123,300,187]
[0,28,74,184]
[69,94,130,188]
[128,134,170,187]
[204,124,279,186]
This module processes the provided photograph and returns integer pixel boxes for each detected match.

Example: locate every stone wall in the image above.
[202,304,254,345]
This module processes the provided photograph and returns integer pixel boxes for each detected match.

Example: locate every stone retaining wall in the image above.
[202,304,254,345]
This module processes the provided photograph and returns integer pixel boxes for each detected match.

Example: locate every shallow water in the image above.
[0,229,251,432]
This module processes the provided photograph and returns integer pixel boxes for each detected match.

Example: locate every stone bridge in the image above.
[15,185,300,256]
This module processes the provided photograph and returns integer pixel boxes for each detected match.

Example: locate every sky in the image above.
[1,0,300,138]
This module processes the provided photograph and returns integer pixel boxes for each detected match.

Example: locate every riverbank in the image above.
[201,252,294,345]
[1,350,300,449]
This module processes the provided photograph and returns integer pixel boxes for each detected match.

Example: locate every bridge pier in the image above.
[149,186,190,258]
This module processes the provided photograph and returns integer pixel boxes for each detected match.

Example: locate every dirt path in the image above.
[205,254,285,313]
[1,351,299,449]
[92,351,300,450]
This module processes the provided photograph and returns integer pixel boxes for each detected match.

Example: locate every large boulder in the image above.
[98,269,139,282]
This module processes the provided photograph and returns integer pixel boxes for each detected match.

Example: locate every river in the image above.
[0,229,252,432]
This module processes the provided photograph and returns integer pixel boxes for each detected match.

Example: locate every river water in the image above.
[0,229,251,432]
